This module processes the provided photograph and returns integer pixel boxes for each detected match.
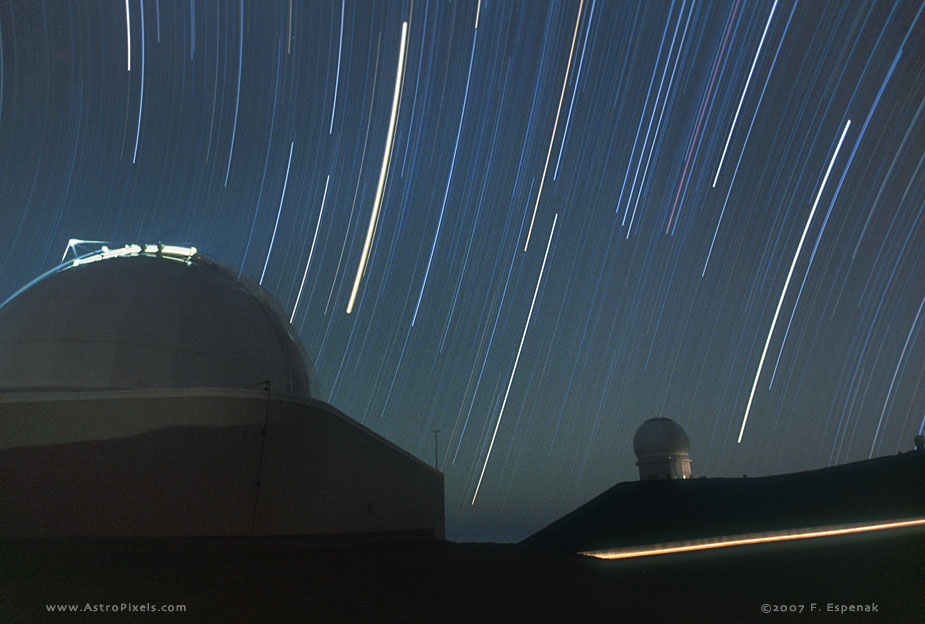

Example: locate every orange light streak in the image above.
[579,517,925,560]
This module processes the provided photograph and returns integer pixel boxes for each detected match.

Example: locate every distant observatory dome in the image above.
[0,245,311,396]
[633,418,692,480]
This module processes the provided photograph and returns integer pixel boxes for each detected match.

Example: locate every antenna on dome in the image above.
[61,239,111,261]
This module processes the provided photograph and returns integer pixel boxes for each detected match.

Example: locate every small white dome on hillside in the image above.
[632,418,692,480]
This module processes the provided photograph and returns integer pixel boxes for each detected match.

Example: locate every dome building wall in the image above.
[0,391,444,539]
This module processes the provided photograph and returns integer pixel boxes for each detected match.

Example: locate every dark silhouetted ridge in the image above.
[524,451,925,552]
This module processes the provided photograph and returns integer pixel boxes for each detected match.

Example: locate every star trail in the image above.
[0,0,922,542]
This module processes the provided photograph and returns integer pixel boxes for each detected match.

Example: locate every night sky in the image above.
[0,0,923,541]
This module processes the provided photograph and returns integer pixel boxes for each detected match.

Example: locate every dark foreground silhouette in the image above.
[4,526,922,623]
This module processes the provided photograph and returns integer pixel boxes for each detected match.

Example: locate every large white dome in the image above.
[0,248,311,396]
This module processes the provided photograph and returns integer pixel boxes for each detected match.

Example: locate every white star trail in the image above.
[713,0,778,188]
[259,141,294,286]
[329,0,344,134]
[738,119,850,444]
[223,0,244,187]
[473,213,558,505]
[347,21,408,315]
[291,174,330,324]
[553,0,595,181]
[524,0,583,252]
[131,0,145,164]
[124,0,131,72]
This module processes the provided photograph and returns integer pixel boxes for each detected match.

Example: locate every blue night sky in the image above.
[0,0,922,541]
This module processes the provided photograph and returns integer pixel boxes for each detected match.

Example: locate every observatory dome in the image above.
[0,248,311,396]
[633,418,692,480]
[633,418,691,458]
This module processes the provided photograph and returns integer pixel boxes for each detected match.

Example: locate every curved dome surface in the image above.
[0,251,311,396]
[633,418,690,458]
